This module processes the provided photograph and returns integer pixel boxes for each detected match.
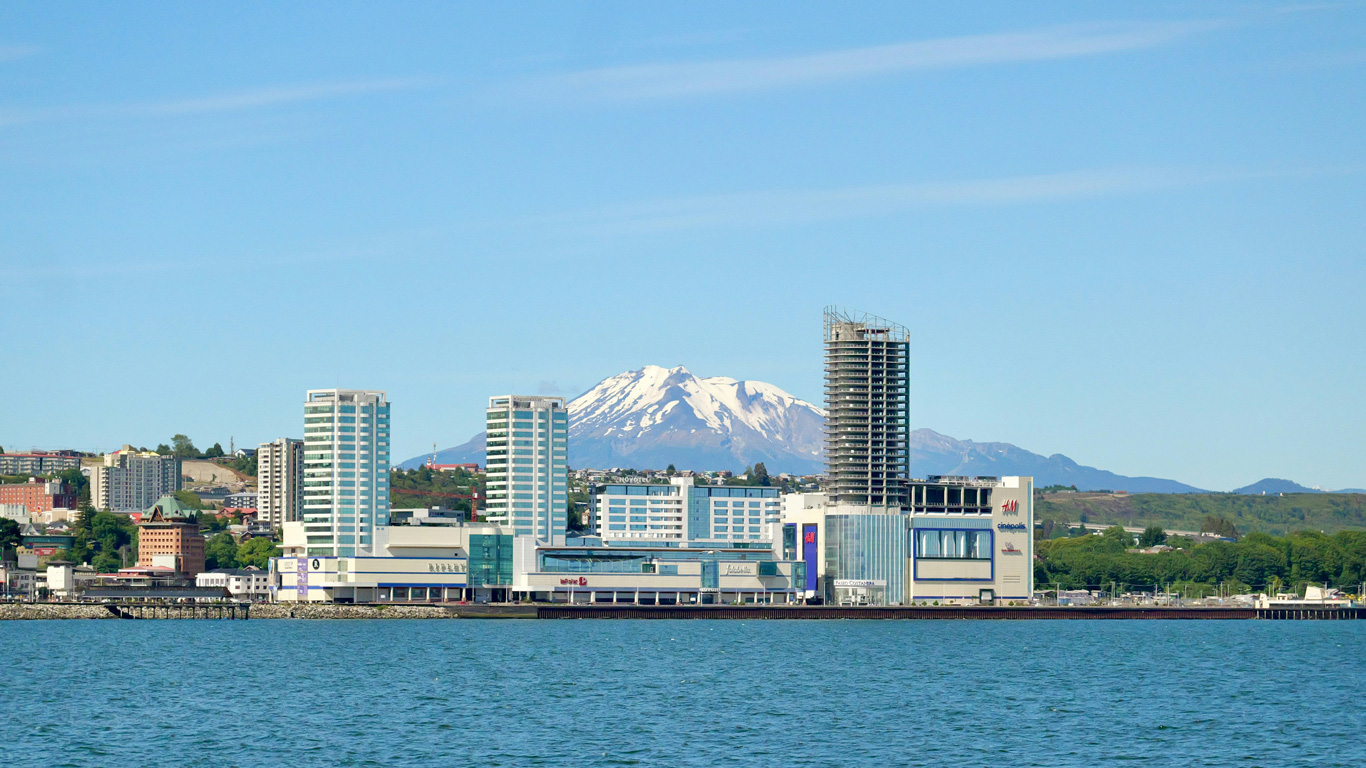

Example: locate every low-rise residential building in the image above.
[0,478,77,516]
[0,451,82,475]
[195,568,272,600]
[0,563,37,599]
[424,461,480,472]
[135,495,206,576]
[224,491,258,509]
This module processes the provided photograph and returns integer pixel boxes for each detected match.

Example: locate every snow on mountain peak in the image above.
[563,365,827,470]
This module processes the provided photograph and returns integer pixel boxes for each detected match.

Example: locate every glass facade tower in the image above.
[301,389,390,557]
[484,395,568,540]
[823,307,910,510]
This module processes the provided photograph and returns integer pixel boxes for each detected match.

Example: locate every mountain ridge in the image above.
[400,366,1349,494]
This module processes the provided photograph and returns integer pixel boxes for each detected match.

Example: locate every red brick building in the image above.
[135,495,206,576]
[0,478,77,515]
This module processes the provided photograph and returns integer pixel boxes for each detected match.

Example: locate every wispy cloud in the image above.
[0,44,40,62]
[0,77,435,128]
[521,20,1227,101]
[538,167,1269,236]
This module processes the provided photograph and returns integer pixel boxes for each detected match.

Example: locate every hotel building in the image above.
[484,396,568,541]
[136,495,206,576]
[257,437,304,526]
[302,389,390,557]
[590,477,779,546]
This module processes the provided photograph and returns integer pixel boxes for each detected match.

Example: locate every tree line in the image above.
[1035,525,1366,596]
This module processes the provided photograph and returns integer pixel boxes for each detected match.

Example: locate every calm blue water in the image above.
[2,619,1363,767]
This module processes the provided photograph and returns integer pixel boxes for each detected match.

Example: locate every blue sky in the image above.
[1,2,1362,491]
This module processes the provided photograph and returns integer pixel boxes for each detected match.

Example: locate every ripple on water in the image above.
[1,620,1365,767]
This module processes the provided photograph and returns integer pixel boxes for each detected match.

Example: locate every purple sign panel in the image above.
[296,558,309,597]
[801,524,818,593]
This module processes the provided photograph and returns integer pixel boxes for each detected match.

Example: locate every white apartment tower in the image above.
[92,447,182,513]
[484,395,568,540]
[256,437,304,527]
[302,390,390,557]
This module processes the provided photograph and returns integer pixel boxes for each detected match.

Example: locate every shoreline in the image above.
[2,603,1361,621]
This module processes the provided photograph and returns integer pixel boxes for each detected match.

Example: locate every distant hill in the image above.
[1233,478,1321,495]
[906,429,1206,493]
[1036,491,1366,536]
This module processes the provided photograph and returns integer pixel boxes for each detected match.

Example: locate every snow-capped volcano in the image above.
[403,365,827,474]
[567,365,825,472]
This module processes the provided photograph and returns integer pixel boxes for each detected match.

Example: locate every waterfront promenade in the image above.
[2,602,1360,620]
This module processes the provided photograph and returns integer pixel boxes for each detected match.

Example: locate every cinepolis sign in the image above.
[996,522,1028,532]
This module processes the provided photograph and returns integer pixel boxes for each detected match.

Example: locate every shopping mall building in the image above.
[780,475,1034,606]
[272,520,805,604]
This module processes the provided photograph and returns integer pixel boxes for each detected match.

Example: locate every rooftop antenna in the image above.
[431,442,437,468]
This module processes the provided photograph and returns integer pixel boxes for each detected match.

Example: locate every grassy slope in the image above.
[1035,492,1366,536]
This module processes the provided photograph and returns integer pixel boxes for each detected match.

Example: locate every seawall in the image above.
[4,602,1362,620]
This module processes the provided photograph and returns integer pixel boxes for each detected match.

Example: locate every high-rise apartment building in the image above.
[823,307,910,511]
[302,390,390,557]
[92,447,181,513]
[256,438,304,527]
[484,395,568,540]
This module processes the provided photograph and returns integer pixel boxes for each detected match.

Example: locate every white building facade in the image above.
[484,396,568,541]
[257,437,304,527]
[591,477,780,545]
[274,522,511,603]
[195,568,273,600]
[92,448,181,513]
[302,389,391,557]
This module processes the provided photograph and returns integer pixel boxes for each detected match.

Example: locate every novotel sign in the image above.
[996,523,1028,532]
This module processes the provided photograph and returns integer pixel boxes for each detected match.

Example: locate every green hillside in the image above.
[1036,492,1366,536]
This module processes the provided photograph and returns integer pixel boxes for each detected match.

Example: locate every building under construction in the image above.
[823,307,910,511]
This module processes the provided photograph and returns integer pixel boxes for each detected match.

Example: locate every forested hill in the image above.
[1036,492,1366,537]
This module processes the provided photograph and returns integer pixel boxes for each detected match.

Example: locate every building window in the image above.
[916,529,991,560]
